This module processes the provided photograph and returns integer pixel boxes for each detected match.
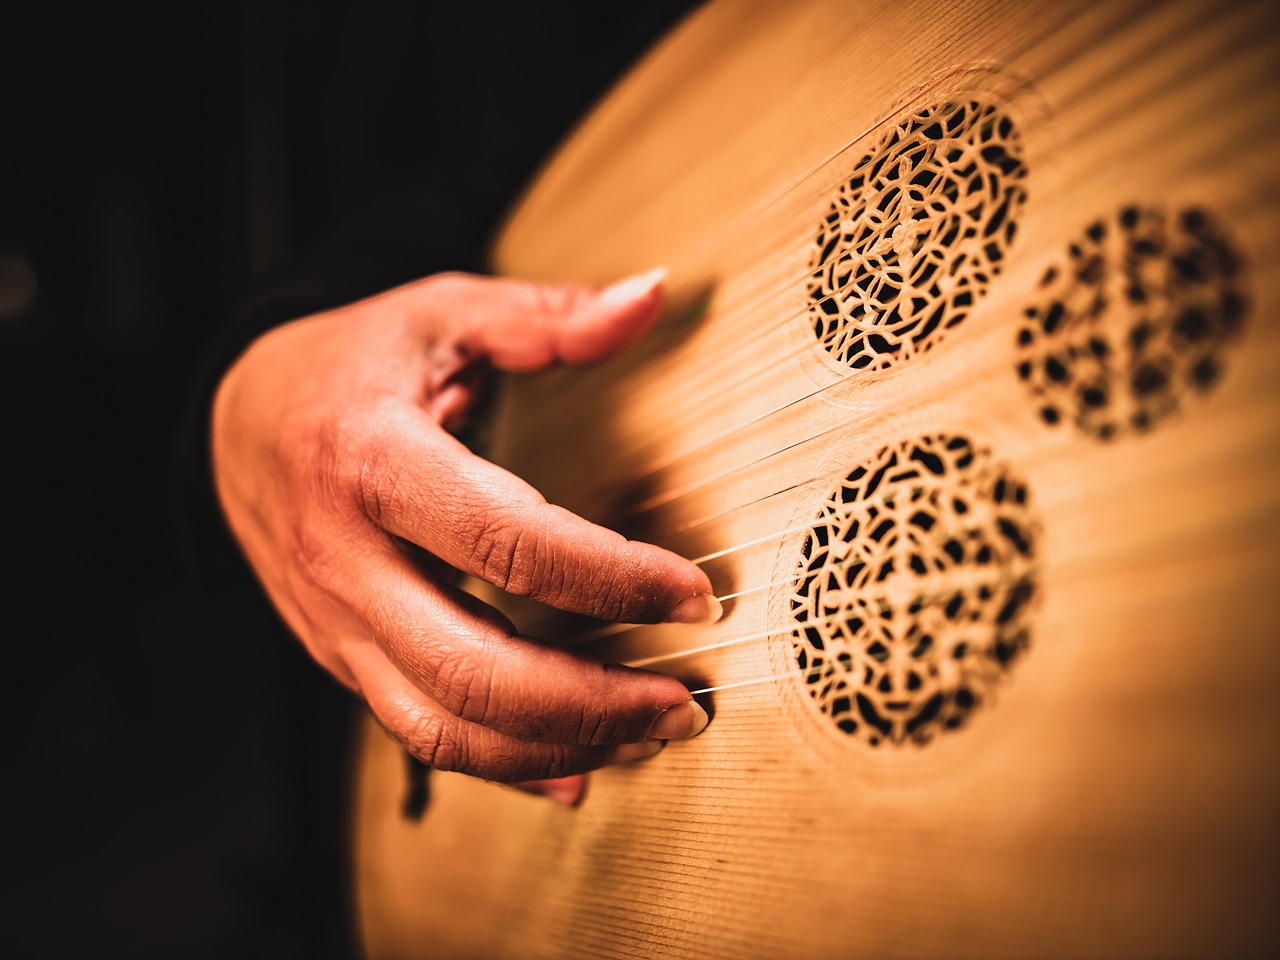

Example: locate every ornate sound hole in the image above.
[807,99,1027,371]
[789,437,1039,746]
[1016,206,1247,439]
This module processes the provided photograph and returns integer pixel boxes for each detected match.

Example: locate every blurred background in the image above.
[0,2,695,956]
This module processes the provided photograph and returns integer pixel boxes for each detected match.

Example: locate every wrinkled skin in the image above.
[212,269,717,805]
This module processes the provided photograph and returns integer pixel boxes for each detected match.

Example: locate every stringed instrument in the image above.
[350,1,1280,956]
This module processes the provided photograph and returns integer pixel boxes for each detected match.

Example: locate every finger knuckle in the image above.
[466,516,513,588]
[468,516,545,596]
[353,422,401,526]
[470,514,617,617]
[432,655,498,727]
[404,714,469,774]
[400,713,582,784]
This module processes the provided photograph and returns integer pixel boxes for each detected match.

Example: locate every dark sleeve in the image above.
[171,177,501,591]
[171,0,705,592]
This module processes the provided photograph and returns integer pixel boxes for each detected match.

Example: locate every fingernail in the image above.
[543,779,585,807]
[605,740,665,764]
[597,266,667,307]
[666,593,723,624]
[507,776,586,807]
[647,699,709,740]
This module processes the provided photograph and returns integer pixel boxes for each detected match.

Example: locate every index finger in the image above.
[357,403,720,625]
[416,269,669,370]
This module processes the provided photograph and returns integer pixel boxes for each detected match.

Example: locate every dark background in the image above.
[0,3,696,956]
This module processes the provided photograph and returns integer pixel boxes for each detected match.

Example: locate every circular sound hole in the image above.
[807,99,1027,372]
[789,436,1039,746]
[1016,205,1248,439]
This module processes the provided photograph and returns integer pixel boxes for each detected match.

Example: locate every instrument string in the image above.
[538,0,1113,441]
[616,560,1041,670]
[527,45,1068,471]
[562,355,949,544]
[548,222,988,515]
[547,214,1214,530]
[517,13,1277,662]
[578,518,1040,655]
[577,184,983,411]
[616,346,1023,544]
[687,514,828,567]
[532,10,1270,522]
[563,574,797,649]
[601,441,1279,672]
[529,3,1137,472]
[545,280,924,515]
[533,11,1280,701]
[623,359,1032,540]
[567,197,1280,547]
[660,8,1280,703]
[540,210,1061,525]
[567,509,1005,650]
[689,671,824,697]
[569,0,1230,442]
[589,218,1280,546]
[622,617,823,670]
[647,472,830,556]
[630,429,849,531]
[679,517,1263,699]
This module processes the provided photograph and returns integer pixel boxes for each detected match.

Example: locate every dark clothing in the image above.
[2,4,697,957]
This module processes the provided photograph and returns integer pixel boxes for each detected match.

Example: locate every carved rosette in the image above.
[787,436,1039,746]
[807,99,1027,371]
[1017,205,1247,439]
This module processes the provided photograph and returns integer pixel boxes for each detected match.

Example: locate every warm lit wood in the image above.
[352,1,1280,957]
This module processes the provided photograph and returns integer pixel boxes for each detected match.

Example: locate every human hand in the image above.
[211,269,719,805]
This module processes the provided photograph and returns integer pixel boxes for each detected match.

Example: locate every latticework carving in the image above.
[1016,206,1247,440]
[788,437,1038,746]
[807,99,1027,371]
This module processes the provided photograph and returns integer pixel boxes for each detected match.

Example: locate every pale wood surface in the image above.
[352,2,1280,957]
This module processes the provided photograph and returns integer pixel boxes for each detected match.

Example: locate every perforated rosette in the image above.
[1016,205,1247,439]
[807,99,1027,372]
[785,436,1039,746]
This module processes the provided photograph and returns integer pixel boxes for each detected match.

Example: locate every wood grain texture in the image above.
[352,1,1280,957]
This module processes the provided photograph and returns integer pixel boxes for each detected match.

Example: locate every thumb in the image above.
[425,267,668,371]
